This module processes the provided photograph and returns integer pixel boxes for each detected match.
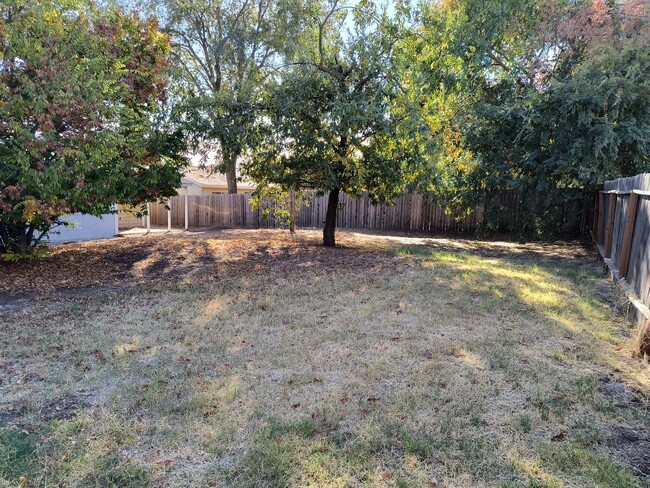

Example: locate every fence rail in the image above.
[146,192,487,233]
[592,173,650,353]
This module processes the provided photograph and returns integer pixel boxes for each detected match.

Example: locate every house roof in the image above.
[181,166,256,189]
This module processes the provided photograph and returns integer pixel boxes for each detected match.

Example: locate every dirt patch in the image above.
[0,292,33,313]
[0,405,27,426]
[609,427,650,479]
[0,394,90,425]
[37,394,90,422]
[0,291,31,306]
[600,376,647,408]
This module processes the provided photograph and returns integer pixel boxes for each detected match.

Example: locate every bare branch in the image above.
[319,0,340,65]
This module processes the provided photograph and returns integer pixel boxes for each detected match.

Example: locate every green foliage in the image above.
[0,245,51,263]
[250,188,310,232]
[159,0,321,191]
[0,0,186,253]
[464,42,650,236]
[4,0,647,248]
[413,0,650,238]
[243,2,425,244]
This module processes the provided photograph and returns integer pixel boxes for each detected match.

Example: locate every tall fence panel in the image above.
[594,174,650,350]
[147,190,583,235]
[151,194,259,229]
[149,192,486,233]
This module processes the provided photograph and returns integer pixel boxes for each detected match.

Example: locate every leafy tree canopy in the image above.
[243,0,423,246]
[0,0,186,255]
[155,0,321,193]
[414,0,650,236]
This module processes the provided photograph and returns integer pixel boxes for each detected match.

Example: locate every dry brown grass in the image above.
[1,229,649,488]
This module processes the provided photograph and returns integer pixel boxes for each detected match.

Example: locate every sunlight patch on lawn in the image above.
[113,338,142,356]
[194,296,225,326]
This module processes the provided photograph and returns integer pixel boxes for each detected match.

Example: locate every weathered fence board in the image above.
[596,174,650,347]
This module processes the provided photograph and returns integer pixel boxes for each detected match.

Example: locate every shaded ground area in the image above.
[0,228,593,294]
[1,229,649,487]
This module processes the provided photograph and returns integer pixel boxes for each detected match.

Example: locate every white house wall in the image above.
[48,213,117,244]
[184,183,205,195]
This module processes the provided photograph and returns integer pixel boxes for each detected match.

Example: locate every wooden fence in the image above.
[592,173,650,352]
[146,192,485,233]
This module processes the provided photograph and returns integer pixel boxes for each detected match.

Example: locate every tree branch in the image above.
[319,0,339,65]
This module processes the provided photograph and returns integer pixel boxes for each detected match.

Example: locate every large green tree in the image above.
[155,0,319,193]
[0,0,186,255]
[414,0,650,236]
[244,0,421,246]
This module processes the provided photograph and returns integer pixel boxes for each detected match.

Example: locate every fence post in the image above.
[618,192,639,279]
[184,193,189,230]
[604,193,617,258]
[597,191,605,244]
[591,193,598,239]
[241,194,247,228]
[167,199,172,231]
[112,204,119,236]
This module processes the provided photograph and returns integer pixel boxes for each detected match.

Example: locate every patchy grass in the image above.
[0,427,37,481]
[1,229,649,487]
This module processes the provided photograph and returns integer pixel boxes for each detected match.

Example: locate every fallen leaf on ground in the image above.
[551,432,565,442]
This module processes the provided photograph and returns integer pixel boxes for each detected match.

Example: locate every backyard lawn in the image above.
[1,229,649,488]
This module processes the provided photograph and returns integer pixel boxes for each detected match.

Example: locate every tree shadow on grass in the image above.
[0,229,595,295]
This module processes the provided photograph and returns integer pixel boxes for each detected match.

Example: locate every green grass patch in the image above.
[537,443,640,488]
[0,417,152,488]
[0,427,37,483]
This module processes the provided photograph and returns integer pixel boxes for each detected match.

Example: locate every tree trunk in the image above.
[323,188,340,247]
[0,223,8,253]
[23,225,34,252]
[224,151,238,194]
[289,190,296,234]
[0,222,36,254]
